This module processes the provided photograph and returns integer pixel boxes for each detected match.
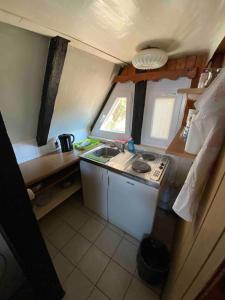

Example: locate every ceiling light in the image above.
[132,48,168,70]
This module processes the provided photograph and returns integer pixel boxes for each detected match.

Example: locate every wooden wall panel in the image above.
[163,143,225,300]
[166,59,177,70]
[168,172,225,299]
[113,54,207,84]
[186,55,197,69]
[190,55,208,88]
[175,57,186,70]
[184,232,225,299]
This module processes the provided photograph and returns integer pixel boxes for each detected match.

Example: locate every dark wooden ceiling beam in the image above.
[131,80,147,144]
[36,36,70,146]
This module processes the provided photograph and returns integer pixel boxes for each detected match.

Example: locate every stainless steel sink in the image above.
[92,147,120,159]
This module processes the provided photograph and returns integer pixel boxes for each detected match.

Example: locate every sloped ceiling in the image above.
[0,22,119,144]
[1,0,225,63]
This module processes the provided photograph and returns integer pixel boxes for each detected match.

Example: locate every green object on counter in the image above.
[84,153,110,163]
[74,138,101,151]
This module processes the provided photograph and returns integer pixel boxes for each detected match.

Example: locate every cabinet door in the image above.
[80,160,108,219]
[108,171,159,240]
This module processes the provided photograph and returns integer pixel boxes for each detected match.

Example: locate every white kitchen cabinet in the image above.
[108,171,159,240]
[80,160,108,219]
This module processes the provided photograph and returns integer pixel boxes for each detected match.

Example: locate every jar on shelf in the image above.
[198,68,221,88]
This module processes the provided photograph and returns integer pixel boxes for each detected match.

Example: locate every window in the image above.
[141,78,191,148]
[100,97,127,133]
[92,82,134,140]
[150,97,175,139]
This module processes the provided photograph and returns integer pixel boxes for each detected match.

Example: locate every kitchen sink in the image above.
[92,147,120,159]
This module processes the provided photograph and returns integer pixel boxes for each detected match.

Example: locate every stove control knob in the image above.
[159,166,163,169]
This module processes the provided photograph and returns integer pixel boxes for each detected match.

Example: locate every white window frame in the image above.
[141,78,191,148]
[92,82,134,140]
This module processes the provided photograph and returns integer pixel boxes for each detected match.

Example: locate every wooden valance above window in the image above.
[113,54,207,84]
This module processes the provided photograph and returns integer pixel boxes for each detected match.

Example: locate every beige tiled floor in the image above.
[39,193,160,300]
[112,239,138,274]
[62,233,91,265]
[78,245,110,284]
[95,227,122,257]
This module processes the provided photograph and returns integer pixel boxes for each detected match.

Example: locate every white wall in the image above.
[49,46,119,141]
[0,22,118,163]
[0,22,49,143]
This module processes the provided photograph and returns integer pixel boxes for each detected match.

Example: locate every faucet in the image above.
[109,141,127,153]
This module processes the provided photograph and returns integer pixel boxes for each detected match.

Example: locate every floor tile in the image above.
[94,214,107,226]
[88,287,109,300]
[79,218,105,242]
[97,261,132,300]
[44,237,58,259]
[63,268,93,300]
[80,207,107,226]
[64,209,89,231]
[53,252,74,284]
[39,213,63,236]
[62,233,91,265]
[134,269,162,296]
[57,199,79,220]
[107,223,125,236]
[113,238,138,274]
[95,227,122,257]
[124,233,140,247]
[78,245,110,284]
[124,278,159,300]
[69,193,83,209]
[48,222,75,249]
[79,206,96,218]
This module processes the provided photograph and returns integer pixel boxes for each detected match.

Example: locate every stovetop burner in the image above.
[132,160,151,173]
[124,152,170,185]
[141,153,156,161]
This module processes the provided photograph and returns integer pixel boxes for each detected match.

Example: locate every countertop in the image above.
[80,146,168,188]
[19,150,81,187]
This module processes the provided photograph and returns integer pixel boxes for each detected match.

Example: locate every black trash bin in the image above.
[137,237,170,285]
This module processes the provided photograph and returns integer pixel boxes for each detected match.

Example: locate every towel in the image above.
[84,153,110,164]
[74,138,101,151]
[173,68,225,222]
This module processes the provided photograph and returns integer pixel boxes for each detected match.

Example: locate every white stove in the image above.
[124,152,169,185]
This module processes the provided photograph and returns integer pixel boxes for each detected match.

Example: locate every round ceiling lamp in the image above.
[132,48,168,70]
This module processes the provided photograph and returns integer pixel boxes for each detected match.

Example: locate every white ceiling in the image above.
[1,0,225,63]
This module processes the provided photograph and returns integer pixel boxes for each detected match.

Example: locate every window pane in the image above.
[100,97,127,133]
[151,97,175,139]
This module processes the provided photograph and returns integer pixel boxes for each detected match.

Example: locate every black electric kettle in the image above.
[58,134,75,152]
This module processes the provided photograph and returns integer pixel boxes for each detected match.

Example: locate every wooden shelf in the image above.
[20,150,80,187]
[33,179,81,220]
[177,88,205,95]
[33,165,80,195]
[166,129,196,160]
